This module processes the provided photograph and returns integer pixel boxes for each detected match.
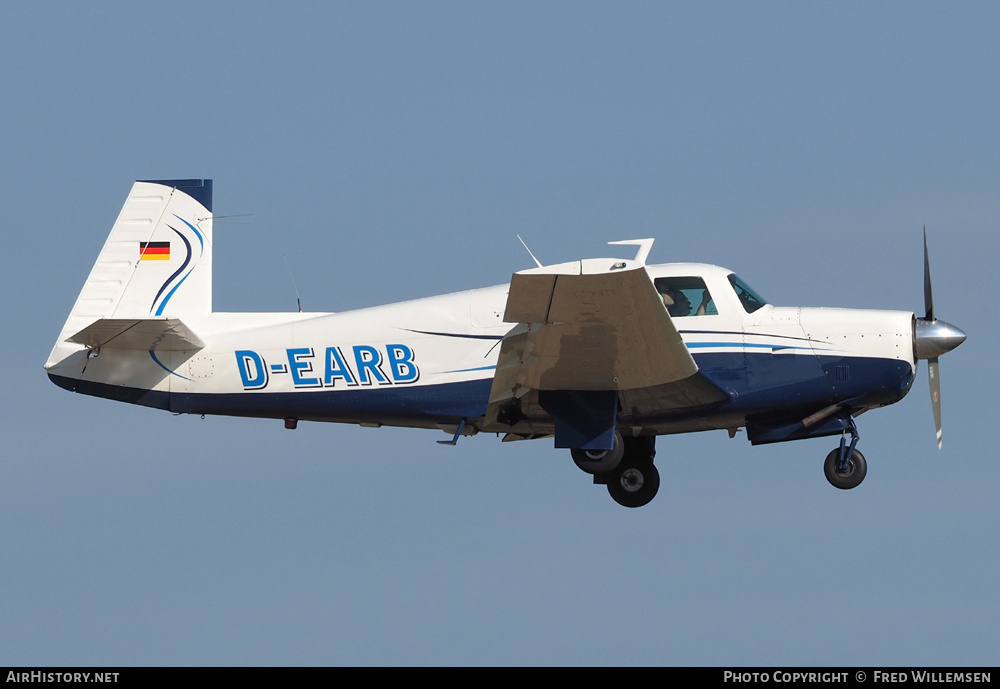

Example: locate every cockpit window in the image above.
[728,274,768,313]
[654,276,716,317]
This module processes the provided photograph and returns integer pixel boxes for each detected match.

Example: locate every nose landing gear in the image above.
[824,419,867,490]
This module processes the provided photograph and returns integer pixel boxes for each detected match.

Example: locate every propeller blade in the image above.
[918,229,962,450]
[923,227,934,322]
[928,356,942,449]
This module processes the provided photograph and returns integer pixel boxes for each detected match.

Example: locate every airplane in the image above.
[45,179,967,508]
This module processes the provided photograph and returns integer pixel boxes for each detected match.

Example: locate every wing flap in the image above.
[67,318,204,351]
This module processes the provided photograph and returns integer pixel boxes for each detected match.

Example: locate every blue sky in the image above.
[2,2,997,665]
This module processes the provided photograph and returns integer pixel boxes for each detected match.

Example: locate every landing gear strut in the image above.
[824,419,867,490]
[574,436,659,508]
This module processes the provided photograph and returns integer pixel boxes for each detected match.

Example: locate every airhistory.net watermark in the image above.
[6,673,118,683]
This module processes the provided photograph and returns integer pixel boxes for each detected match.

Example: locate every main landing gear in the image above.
[572,433,660,508]
[824,419,867,490]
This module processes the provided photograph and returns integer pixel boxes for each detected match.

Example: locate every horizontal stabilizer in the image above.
[67,318,204,351]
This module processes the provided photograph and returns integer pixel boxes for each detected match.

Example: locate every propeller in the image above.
[913,228,966,448]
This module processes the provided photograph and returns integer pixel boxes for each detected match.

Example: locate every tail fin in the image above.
[46,179,213,369]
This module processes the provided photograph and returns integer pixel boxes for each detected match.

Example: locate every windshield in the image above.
[728,274,768,313]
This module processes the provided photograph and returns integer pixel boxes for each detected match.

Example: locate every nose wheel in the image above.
[824,420,867,490]
[824,448,867,489]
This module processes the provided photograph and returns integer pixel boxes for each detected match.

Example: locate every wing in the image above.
[482,258,728,449]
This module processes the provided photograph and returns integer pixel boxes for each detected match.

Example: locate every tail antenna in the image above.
[282,254,303,313]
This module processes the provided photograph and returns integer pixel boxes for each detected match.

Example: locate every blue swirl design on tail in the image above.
[146,215,204,378]
[149,215,205,316]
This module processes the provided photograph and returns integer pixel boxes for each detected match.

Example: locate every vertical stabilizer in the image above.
[46,179,213,368]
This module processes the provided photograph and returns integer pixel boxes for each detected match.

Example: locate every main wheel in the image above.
[607,460,660,508]
[824,448,867,490]
[571,431,624,475]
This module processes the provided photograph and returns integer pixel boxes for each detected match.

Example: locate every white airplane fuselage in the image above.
[47,263,918,439]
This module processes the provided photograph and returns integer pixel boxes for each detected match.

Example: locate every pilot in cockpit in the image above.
[656,277,714,317]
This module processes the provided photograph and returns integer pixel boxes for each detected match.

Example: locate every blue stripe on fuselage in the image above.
[49,351,914,428]
[170,377,494,422]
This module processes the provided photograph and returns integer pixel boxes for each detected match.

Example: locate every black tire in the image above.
[571,431,624,475]
[824,448,867,490]
[607,460,660,508]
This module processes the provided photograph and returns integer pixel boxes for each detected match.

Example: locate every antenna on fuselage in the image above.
[516,234,544,268]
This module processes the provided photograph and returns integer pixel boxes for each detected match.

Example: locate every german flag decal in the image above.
[139,241,170,261]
